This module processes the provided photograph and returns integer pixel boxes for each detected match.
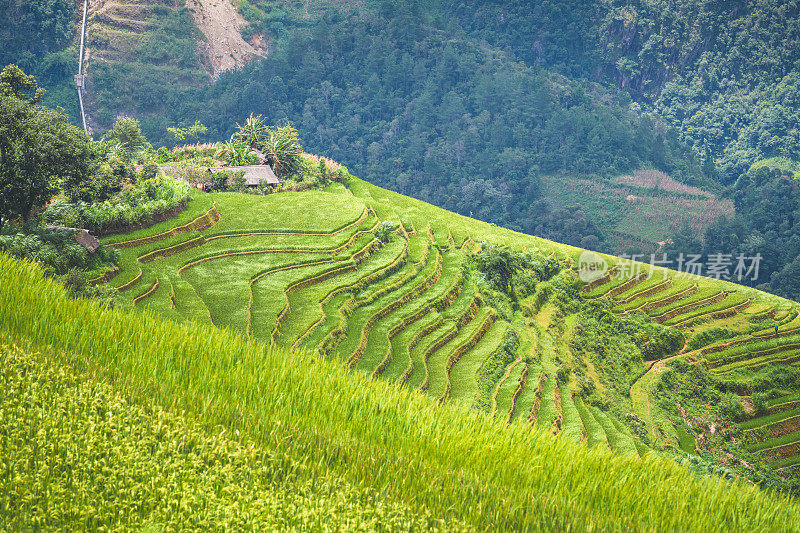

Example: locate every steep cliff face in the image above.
[184,0,265,77]
[86,0,263,78]
[81,0,266,129]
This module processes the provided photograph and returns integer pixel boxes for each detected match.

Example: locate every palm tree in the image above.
[231,114,270,150]
[264,125,303,178]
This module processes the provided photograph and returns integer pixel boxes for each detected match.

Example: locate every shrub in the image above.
[752,392,769,416]
[0,228,118,276]
[104,116,148,157]
[686,327,737,351]
[719,392,747,422]
[140,162,159,181]
[556,365,570,385]
[210,170,229,191]
[375,220,398,242]
[45,176,190,234]
[264,125,303,178]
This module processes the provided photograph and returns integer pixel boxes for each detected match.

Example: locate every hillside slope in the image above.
[3,252,800,529]
[86,168,800,492]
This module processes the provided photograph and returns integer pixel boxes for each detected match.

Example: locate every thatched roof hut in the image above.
[226,165,281,186]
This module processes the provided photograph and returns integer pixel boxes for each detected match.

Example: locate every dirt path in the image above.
[184,0,265,77]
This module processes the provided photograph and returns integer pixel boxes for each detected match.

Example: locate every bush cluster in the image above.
[0,228,118,275]
[44,176,191,234]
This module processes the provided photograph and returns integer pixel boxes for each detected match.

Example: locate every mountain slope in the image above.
[3,248,800,529]
[82,164,800,491]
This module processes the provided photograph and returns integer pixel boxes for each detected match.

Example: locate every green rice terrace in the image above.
[80,171,800,486]
[5,171,800,527]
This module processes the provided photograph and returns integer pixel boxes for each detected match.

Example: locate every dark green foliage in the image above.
[472,245,561,299]
[463,0,800,183]
[59,267,119,304]
[752,392,769,417]
[210,171,231,192]
[104,116,149,158]
[501,329,520,358]
[0,227,118,276]
[716,365,800,396]
[474,245,523,295]
[88,7,207,129]
[67,160,127,203]
[720,393,747,423]
[662,164,800,300]
[0,0,74,73]
[657,357,721,406]
[684,454,734,482]
[79,4,691,249]
[572,301,680,392]
[556,365,570,385]
[44,175,190,234]
[264,125,303,178]
[686,327,737,352]
[0,66,92,227]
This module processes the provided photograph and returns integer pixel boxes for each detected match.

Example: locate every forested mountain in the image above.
[0,0,79,116]
[450,0,800,181]
[9,0,800,297]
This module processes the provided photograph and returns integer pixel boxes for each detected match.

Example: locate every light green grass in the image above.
[449,320,509,405]
[575,397,609,449]
[208,191,365,234]
[559,384,584,441]
[592,407,637,455]
[536,373,557,429]
[508,364,540,423]
[748,430,800,454]
[767,392,800,409]
[426,307,491,400]
[280,238,407,346]
[495,361,525,417]
[740,409,800,431]
[8,191,800,532]
[0,335,434,530]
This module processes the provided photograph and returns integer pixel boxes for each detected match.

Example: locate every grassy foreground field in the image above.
[3,254,800,529]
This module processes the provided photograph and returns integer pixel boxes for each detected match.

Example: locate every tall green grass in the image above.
[0,336,439,530]
[4,256,800,529]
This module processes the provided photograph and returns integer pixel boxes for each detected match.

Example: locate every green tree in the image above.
[167,120,208,142]
[264,125,304,178]
[0,0,74,69]
[0,66,91,229]
[0,64,44,104]
[104,116,148,157]
[474,245,523,295]
[231,114,270,150]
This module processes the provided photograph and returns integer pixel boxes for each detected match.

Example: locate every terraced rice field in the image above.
[101,180,586,426]
[99,177,800,468]
[586,257,800,469]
